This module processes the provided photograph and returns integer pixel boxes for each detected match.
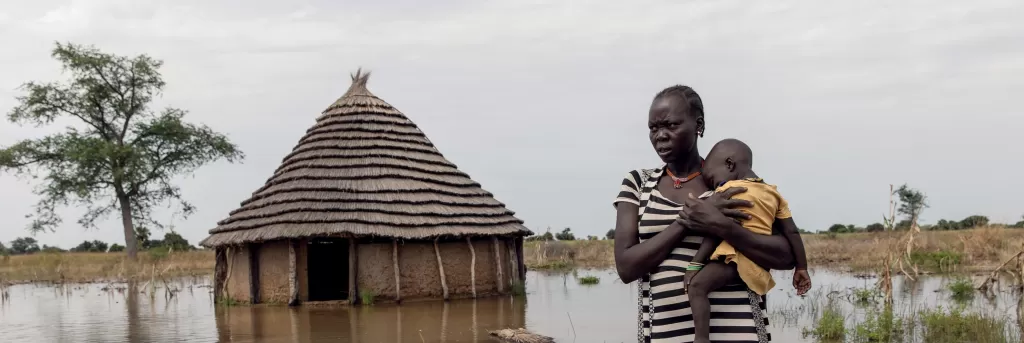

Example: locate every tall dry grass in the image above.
[524,227,1024,273]
[806,226,1024,272]
[0,250,214,284]
[524,240,614,269]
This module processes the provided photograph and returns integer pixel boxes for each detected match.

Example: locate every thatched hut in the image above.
[200,70,532,305]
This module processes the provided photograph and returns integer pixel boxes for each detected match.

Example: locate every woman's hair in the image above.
[655,85,705,137]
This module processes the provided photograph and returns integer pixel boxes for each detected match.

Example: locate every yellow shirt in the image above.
[709,178,792,295]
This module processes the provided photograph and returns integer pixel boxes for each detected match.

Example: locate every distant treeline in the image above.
[523,214,1024,242]
[822,215,1024,234]
[0,227,197,255]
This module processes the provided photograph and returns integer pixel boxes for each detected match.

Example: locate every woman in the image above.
[613,85,796,343]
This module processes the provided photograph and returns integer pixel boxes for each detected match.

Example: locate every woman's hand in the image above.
[676,187,753,237]
[704,187,753,221]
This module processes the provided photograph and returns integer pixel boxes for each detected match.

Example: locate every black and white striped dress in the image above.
[615,167,770,343]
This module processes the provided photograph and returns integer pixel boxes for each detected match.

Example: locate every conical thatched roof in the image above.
[200,70,531,247]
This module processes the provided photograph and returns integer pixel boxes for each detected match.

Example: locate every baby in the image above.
[684,138,811,343]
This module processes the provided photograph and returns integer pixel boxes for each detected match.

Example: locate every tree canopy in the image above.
[0,42,244,258]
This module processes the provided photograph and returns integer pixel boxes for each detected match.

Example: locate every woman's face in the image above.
[648,96,700,163]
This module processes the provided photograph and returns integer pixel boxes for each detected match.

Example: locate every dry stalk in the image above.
[978,243,1024,293]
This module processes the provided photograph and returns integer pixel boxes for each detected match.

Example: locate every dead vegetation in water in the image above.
[0,250,213,284]
[488,328,555,343]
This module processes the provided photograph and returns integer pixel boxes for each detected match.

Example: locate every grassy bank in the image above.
[3,227,1022,283]
[525,227,1024,272]
[0,249,213,284]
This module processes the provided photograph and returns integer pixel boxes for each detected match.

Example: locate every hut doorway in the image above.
[306,238,350,301]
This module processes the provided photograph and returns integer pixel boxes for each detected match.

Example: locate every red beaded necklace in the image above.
[664,162,703,189]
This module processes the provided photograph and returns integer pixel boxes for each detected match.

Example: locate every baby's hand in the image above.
[793,269,811,296]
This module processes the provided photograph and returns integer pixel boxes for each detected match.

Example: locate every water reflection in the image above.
[214,298,526,343]
[0,269,1021,342]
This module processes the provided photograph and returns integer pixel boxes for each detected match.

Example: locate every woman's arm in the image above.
[613,203,690,283]
[679,192,796,271]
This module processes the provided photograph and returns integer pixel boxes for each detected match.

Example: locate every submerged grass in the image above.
[919,306,1008,343]
[804,300,846,342]
[946,277,975,301]
[853,306,904,343]
[360,289,376,305]
[577,275,600,285]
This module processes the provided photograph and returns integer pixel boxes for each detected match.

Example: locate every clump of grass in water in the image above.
[851,287,880,306]
[919,306,1007,343]
[803,300,845,341]
[577,275,599,285]
[853,306,904,343]
[360,289,376,305]
[910,250,963,272]
[217,297,241,306]
[946,277,974,301]
[510,280,526,296]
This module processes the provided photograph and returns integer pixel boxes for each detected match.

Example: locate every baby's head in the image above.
[702,138,754,188]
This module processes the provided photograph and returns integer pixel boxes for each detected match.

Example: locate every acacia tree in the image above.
[0,43,244,259]
[894,184,928,227]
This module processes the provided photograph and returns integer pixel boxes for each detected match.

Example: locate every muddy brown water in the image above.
[1,269,1021,342]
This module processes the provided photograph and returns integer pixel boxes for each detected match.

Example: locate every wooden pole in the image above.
[249,244,260,304]
[467,237,477,298]
[515,237,525,281]
[214,247,226,303]
[223,246,234,302]
[288,239,299,306]
[393,239,401,303]
[507,240,519,286]
[349,238,358,304]
[434,239,449,300]
[493,237,504,293]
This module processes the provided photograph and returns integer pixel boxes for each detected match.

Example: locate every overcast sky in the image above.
[1,0,1022,249]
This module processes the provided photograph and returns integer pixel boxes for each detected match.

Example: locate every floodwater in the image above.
[0,269,1021,342]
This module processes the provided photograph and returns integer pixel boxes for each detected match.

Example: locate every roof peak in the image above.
[342,68,374,98]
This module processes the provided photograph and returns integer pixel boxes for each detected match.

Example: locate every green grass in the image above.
[851,287,880,306]
[909,250,963,272]
[359,289,376,305]
[946,277,974,301]
[919,306,1007,343]
[577,275,600,285]
[804,301,846,342]
[853,306,904,343]
[510,280,526,296]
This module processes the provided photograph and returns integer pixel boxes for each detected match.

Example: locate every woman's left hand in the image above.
[677,193,744,237]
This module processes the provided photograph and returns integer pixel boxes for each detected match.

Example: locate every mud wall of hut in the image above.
[357,238,514,301]
[257,240,292,304]
[224,246,251,303]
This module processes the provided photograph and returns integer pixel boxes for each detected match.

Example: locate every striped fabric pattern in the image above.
[615,167,769,343]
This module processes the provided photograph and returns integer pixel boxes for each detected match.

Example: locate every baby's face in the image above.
[701,154,733,189]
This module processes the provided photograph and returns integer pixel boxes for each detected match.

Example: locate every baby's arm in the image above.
[691,234,721,265]
[777,218,808,269]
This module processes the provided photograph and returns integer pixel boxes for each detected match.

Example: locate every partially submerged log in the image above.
[488,328,555,343]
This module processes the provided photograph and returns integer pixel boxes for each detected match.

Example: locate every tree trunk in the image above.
[115,191,138,260]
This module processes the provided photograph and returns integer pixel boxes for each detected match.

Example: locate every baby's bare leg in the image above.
[687,261,742,343]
